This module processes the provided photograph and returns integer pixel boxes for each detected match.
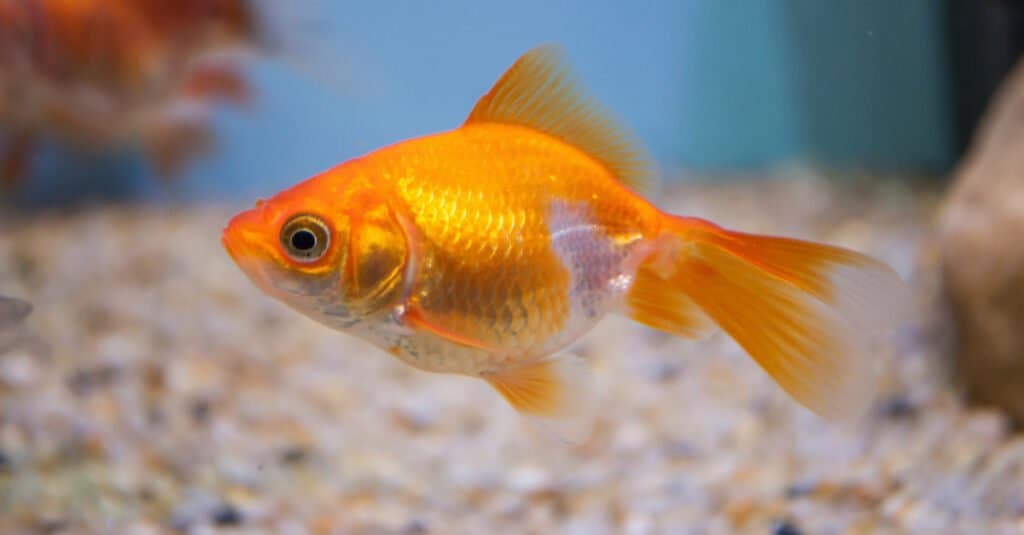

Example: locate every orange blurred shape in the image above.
[0,0,267,186]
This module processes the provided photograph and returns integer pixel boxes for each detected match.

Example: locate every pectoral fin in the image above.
[401,305,500,352]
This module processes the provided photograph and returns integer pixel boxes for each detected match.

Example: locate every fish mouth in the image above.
[223,206,307,301]
[222,204,338,300]
[222,208,275,275]
[221,226,251,264]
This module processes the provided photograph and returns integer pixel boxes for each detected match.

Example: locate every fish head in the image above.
[222,173,410,329]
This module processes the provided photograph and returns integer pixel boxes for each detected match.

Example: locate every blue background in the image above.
[13,0,955,202]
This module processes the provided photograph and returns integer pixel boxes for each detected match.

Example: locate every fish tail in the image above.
[626,215,910,419]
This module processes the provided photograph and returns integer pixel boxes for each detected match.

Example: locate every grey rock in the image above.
[940,58,1024,423]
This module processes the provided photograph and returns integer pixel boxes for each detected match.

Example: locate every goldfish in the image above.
[0,0,296,184]
[223,45,909,439]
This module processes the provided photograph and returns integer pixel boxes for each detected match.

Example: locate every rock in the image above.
[772,519,803,535]
[0,352,38,388]
[279,445,309,465]
[211,503,244,526]
[505,463,551,493]
[11,182,1023,533]
[940,57,1024,423]
[389,400,437,433]
[876,395,918,421]
[0,296,31,330]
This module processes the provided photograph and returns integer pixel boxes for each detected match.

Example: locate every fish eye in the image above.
[280,214,330,262]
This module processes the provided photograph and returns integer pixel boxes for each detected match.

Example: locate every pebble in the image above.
[878,395,918,420]
[390,401,438,432]
[772,519,803,535]
[279,445,309,465]
[0,352,38,387]
[506,464,551,493]
[211,503,243,526]
[2,180,1021,533]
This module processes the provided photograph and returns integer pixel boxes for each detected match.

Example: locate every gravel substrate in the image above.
[1,176,1020,535]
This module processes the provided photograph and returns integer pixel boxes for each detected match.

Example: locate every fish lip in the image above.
[223,207,264,255]
[222,207,291,294]
[222,220,275,292]
[222,224,244,258]
[223,231,269,268]
[221,223,248,263]
[222,210,275,276]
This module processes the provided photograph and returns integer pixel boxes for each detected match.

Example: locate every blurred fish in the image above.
[223,45,910,440]
[0,295,31,330]
[0,0,309,184]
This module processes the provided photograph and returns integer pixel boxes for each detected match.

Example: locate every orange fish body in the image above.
[224,46,909,438]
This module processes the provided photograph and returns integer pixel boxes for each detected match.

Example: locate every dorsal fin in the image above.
[465,44,659,198]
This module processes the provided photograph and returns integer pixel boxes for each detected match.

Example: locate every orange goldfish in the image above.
[223,45,909,439]
[0,0,285,184]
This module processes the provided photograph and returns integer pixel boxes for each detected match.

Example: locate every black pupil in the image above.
[290,229,317,252]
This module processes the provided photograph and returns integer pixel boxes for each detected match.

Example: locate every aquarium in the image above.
[2,1,1023,533]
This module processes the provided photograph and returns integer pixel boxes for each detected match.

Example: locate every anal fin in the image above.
[483,355,595,444]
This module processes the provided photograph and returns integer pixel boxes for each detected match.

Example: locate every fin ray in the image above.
[403,305,500,352]
[483,355,594,444]
[465,44,658,197]
[627,266,715,339]
[627,217,909,420]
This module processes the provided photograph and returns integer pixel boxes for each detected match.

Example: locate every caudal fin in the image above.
[627,217,910,419]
